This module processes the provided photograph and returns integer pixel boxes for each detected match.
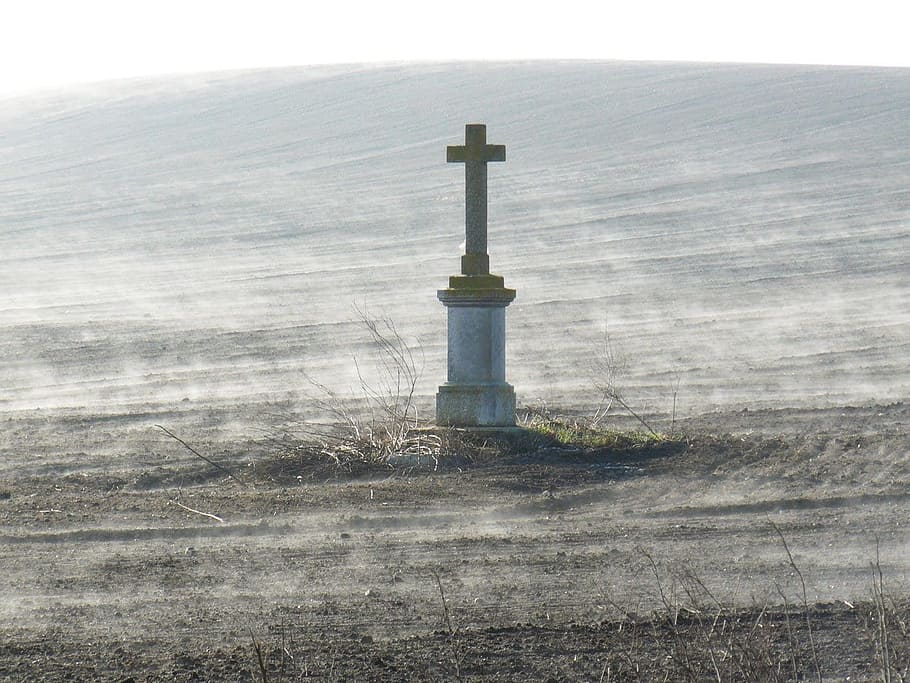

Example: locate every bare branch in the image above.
[169,499,225,523]
[155,424,247,487]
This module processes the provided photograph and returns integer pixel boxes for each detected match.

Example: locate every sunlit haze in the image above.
[2,0,908,95]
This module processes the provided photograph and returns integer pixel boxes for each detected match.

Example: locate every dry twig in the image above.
[155,424,246,486]
[772,522,822,683]
[169,499,224,523]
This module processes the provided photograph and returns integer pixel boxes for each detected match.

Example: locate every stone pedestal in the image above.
[436,279,516,427]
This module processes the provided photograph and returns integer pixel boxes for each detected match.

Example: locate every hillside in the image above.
[1,61,908,424]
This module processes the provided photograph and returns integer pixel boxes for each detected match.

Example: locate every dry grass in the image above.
[520,404,668,450]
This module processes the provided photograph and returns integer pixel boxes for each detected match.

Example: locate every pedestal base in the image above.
[436,382,516,427]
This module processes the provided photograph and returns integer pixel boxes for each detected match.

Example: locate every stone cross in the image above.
[447,124,506,276]
[437,123,516,428]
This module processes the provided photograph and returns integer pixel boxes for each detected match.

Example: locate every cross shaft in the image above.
[447,124,505,275]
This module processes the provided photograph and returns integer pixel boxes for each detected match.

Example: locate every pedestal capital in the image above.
[438,283,516,307]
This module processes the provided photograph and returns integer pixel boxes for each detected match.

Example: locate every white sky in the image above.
[1,0,908,96]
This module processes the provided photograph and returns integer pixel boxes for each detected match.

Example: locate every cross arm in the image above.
[447,144,506,163]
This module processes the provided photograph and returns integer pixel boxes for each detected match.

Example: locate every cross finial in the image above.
[447,124,506,276]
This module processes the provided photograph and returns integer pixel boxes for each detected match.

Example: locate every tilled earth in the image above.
[2,403,910,681]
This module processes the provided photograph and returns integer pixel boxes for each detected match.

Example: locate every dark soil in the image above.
[2,403,910,681]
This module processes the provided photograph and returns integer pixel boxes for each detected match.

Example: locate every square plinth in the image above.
[436,382,516,427]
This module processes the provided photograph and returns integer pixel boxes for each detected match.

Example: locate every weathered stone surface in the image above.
[436,382,516,427]
[444,305,508,383]
[446,124,506,275]
[437,124,516,428]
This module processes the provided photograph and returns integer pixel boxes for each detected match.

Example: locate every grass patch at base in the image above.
[522,412,669,450]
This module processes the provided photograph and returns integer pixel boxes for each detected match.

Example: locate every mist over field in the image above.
[4,63,910,679]
[2,60,908,428]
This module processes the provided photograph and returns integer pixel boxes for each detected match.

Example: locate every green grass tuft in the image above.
[523,413,667,450]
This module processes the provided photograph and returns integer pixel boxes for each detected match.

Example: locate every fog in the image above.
[2,61,908,426]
